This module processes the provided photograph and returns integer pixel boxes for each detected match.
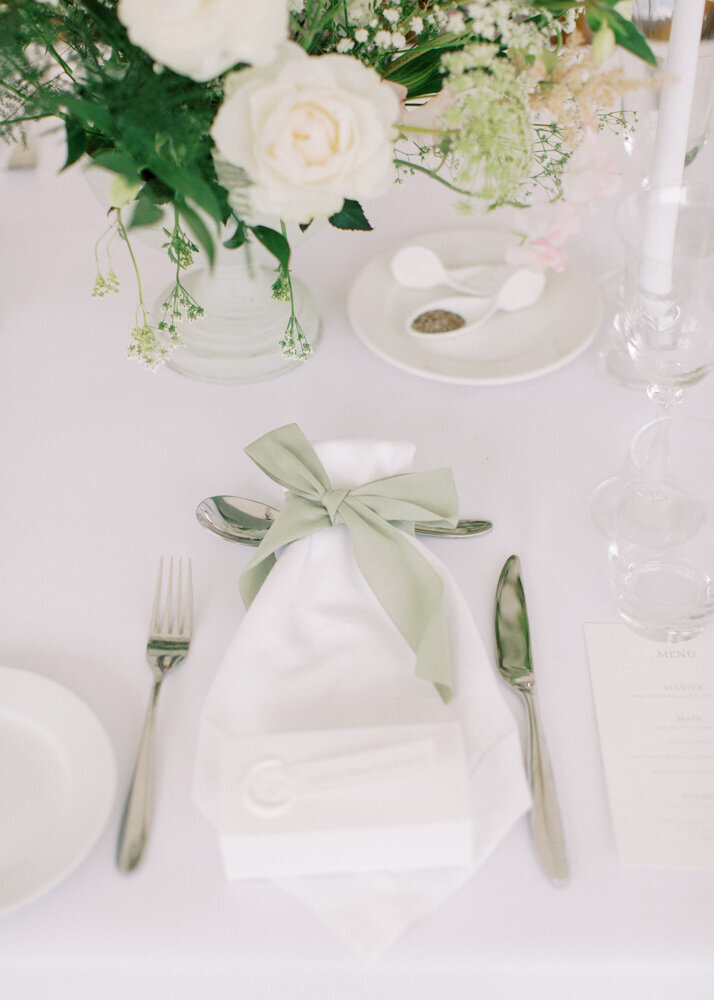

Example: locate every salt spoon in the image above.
[391,244,511,296]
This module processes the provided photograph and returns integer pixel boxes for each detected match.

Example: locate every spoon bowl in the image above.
[196,496,492,544]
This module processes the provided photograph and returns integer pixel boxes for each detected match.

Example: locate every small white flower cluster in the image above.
[338,0,449,58]
[346,0,373,26]
[465,0,579,56]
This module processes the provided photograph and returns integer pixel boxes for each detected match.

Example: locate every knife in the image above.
[494,554,569,885]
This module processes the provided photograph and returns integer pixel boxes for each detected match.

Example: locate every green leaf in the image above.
[145,155,225,224]
[62,118,86,169]
[56,96,115,134]
[586,6,657,65]
[329,200,372,232]
[386,47,453,100]
[128,195,164,229]
[90,149,142,182]
[223,219,248,249]
[250,225,291,269]
[177,201,215,266]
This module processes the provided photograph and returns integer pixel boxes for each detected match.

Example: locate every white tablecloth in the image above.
[1,134,712,999]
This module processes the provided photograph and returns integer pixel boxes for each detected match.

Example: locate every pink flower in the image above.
[506,201,580,272]
[506,238,569,272]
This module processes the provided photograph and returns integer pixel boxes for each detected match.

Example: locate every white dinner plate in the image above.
[0,667,116,917]
[347,229,602,385]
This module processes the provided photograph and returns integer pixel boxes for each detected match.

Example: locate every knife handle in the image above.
[520,686,569,885]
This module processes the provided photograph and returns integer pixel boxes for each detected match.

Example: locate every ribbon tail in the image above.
[341,503,454,701]
[414,604,453,703]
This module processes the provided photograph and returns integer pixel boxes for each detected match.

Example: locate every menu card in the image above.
[584,623,714,870]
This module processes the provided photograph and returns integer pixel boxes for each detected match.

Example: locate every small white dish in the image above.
[0,667,116,917]
[348,229,602,385]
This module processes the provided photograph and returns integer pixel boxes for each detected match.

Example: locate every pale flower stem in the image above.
[278,218,311,361]
[279,219,295,310]
[116,208,149,324]
[170,206,182,288]
[94,222,114,272]
[393,158,480,197]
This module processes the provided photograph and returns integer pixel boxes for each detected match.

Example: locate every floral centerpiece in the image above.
[0,0,652,370]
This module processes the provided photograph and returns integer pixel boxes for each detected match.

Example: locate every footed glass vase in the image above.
[158,238,321,383]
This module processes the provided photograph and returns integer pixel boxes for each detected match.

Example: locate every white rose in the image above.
[117,0,288,82]
[210,42,400,222]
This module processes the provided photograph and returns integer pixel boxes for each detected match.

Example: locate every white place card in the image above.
[584,623,714,870]
[217,722,474,879]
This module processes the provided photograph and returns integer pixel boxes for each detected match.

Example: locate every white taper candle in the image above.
[640,0,706,295]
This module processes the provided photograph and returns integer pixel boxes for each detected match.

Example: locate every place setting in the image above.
[189,421,565,954]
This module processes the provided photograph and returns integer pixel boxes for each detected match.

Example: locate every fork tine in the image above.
[165,556,175,634]
[183,558,193,637]
[149,557,193,637]
[172,558,181,635]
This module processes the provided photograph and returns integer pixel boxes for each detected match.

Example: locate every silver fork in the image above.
[117,557,193,873]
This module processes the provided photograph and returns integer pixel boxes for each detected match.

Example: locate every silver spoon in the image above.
[196,496,492,546]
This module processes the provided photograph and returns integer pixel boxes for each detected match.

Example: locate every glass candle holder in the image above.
[590,416,714,642]
[618,184,714,409]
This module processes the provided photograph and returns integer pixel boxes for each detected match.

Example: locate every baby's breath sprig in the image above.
[113,208,169,369]
[157,211,205,341]
[158,283,203,341]
[163,218,200,271]
[276,220,312,361]
[271,267,291,303]
[128,317,171,370]
[280,313,313,361]
[524,122,572,202]
[597,107,637,139]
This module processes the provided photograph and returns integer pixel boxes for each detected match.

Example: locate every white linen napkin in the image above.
[193,437,530,956]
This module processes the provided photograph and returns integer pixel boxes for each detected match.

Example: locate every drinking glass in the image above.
[590,416,714,642]
[618,183,714,410]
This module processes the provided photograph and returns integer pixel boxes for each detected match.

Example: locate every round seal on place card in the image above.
[241,758,298,817]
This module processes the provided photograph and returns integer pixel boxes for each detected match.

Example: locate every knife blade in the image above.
[495,554,569,885]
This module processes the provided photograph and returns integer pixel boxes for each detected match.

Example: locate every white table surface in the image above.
[1,134,713,999]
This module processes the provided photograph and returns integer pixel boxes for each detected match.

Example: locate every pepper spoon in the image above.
[406,268,546,339]
[196,495,492,546]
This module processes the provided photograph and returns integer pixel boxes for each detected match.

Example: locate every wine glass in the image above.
[618,183,714,410]
[589,416,714,642]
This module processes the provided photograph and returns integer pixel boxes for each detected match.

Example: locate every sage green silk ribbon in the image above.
[239,424,460,702]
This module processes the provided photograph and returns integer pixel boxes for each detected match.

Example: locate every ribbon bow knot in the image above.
[239,424,460,701]
[321,486,351,524]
